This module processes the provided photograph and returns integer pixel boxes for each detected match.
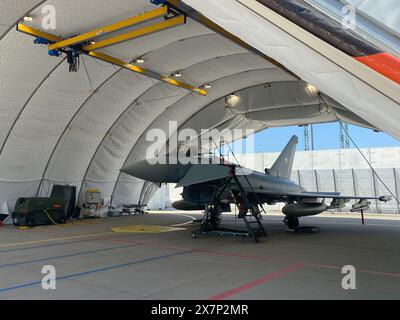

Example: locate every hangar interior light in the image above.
[225,94,240,108]
[306,83,319,95]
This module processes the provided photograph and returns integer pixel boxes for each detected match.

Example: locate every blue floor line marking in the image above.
[0,250,192,294]
[0,243,142,269]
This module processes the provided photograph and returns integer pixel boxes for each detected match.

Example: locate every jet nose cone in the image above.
[122,157,192,183]
[121,159,168,182]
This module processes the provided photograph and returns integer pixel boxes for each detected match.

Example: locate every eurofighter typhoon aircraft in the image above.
[122,136,390,231]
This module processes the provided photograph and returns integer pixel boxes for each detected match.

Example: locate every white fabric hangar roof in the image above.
[0,0,395,209]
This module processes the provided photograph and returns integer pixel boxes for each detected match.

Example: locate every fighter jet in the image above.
[122,135,391,231]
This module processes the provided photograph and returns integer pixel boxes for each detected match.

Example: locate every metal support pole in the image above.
[333,169,338,193]
[372,169,379,213]
[351,169,357,197]
[311,124,315,151]
[333,169,341,212]
[339,122,344,149]
[393,168,400,214]
[297,170,302,188]
[345,124,350,149]
[361,209,365,225]
[303,126,310,151]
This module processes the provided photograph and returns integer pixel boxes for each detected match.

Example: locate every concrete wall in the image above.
[166,147,400,214]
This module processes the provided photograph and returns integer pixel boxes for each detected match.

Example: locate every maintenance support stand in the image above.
[192,165,267,242]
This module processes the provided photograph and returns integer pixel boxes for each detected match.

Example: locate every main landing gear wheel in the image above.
[284,217,299,230]
[284,216,320,233]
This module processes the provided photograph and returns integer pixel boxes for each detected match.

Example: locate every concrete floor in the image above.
[0,212,399,300]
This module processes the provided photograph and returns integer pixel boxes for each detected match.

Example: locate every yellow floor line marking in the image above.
[110,225,185,234]
[146,211,196,227]
[0,232,113,248]
[3,212,194,247]
[56,219,102,228]
[20,219,102,230]
[147,210,201,214]
[18,226,31,230]
[171,214,197,227]
[172,220,194,227]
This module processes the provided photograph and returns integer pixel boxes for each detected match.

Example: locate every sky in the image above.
[234,123,400,154]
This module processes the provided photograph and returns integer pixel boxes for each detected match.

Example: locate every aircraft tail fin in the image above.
[270,135,298,179]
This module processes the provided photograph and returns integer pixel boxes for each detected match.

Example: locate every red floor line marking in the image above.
[208,262,305,300]
[106,237,276,261]
[114,237,276,261]
[310,264,400,278]
[106,237,190,251]
[193,248,271,261]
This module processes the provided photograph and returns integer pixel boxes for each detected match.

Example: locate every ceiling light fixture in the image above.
[225,93,240,108]
[306,83,318,95]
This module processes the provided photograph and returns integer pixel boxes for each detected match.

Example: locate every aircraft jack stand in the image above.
[192,170,267,243]
[192,227,262,242]
[192,215,266,242]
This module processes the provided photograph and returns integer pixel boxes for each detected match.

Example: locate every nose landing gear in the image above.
[209,208,222,227]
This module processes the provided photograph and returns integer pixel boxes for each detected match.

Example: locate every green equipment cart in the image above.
[12,185,76,227]
[12,197,67,227]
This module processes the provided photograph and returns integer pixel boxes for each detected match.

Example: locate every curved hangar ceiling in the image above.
[0,0,396,209]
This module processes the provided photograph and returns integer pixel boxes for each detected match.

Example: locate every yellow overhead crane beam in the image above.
[16,18,206,96]
[48,6,168,51]
[88,51,206,95]
[17,23,60,43]
[83,15,185,51]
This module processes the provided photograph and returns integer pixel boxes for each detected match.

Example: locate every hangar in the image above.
[0,0,399,300]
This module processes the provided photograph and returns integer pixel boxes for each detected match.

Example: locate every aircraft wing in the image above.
[254,189,390,203]
[176,164,231,187]
[285,192,383,201]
